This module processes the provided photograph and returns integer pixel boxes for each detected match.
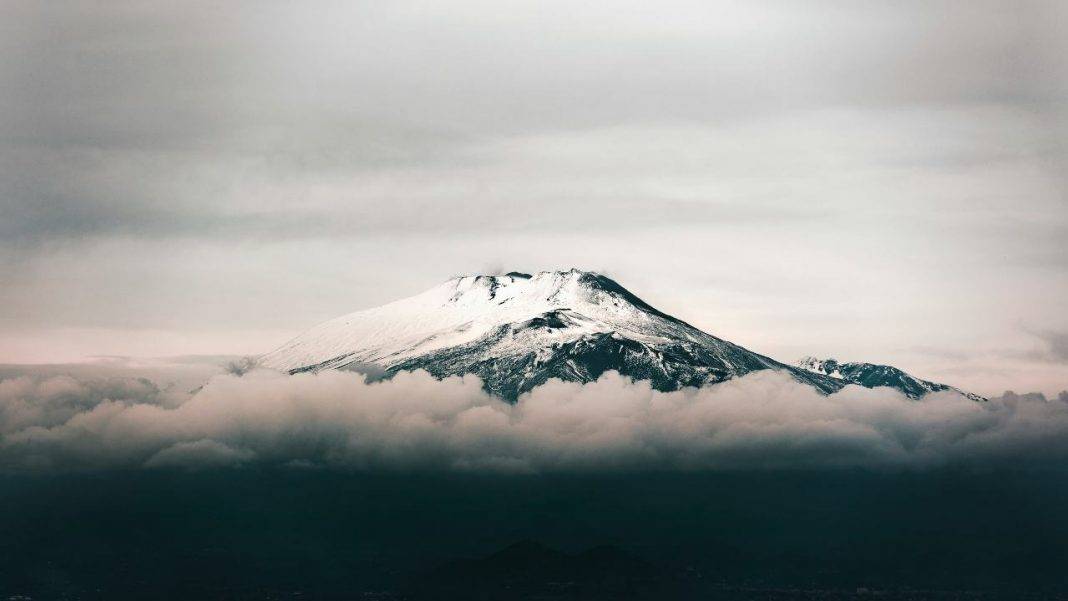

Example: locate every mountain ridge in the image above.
[260,269,980,402]
[796,356,986,401]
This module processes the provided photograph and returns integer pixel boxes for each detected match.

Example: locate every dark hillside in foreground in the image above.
[3,469,1068,599]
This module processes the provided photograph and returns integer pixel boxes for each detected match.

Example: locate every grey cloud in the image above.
[3,0,1065,247]
[997,390,1051,404]
[0,356,232,404]
[4,366,1068,473]
[0,373,161,434]
[1038,328,1068,362]
[1036,330,1068,362]
[1018,329,1068,363]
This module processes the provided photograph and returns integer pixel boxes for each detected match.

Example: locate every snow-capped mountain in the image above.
[261,269,980,402]
[261,269,845,400]
[796,356,986,401]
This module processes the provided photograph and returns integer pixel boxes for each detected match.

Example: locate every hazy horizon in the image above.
[3,264,1065,398]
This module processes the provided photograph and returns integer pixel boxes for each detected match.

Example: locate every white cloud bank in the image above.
[2,367,1067,473]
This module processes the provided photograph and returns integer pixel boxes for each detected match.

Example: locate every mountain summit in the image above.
[261,269,976,401]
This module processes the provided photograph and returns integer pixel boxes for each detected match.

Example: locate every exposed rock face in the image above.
[262,269,979,402]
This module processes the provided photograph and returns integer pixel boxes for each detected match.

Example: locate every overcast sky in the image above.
[1,0,1066,396]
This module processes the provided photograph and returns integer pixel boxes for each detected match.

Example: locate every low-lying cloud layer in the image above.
[2,365,1068,473]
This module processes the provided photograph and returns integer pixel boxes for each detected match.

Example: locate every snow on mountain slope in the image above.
[796,357,986,401]
[260,269,843,400]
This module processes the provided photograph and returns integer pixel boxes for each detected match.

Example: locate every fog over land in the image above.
[3,359,1067,473]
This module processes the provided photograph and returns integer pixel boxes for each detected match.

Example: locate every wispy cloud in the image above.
[1025,329,1068,363]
